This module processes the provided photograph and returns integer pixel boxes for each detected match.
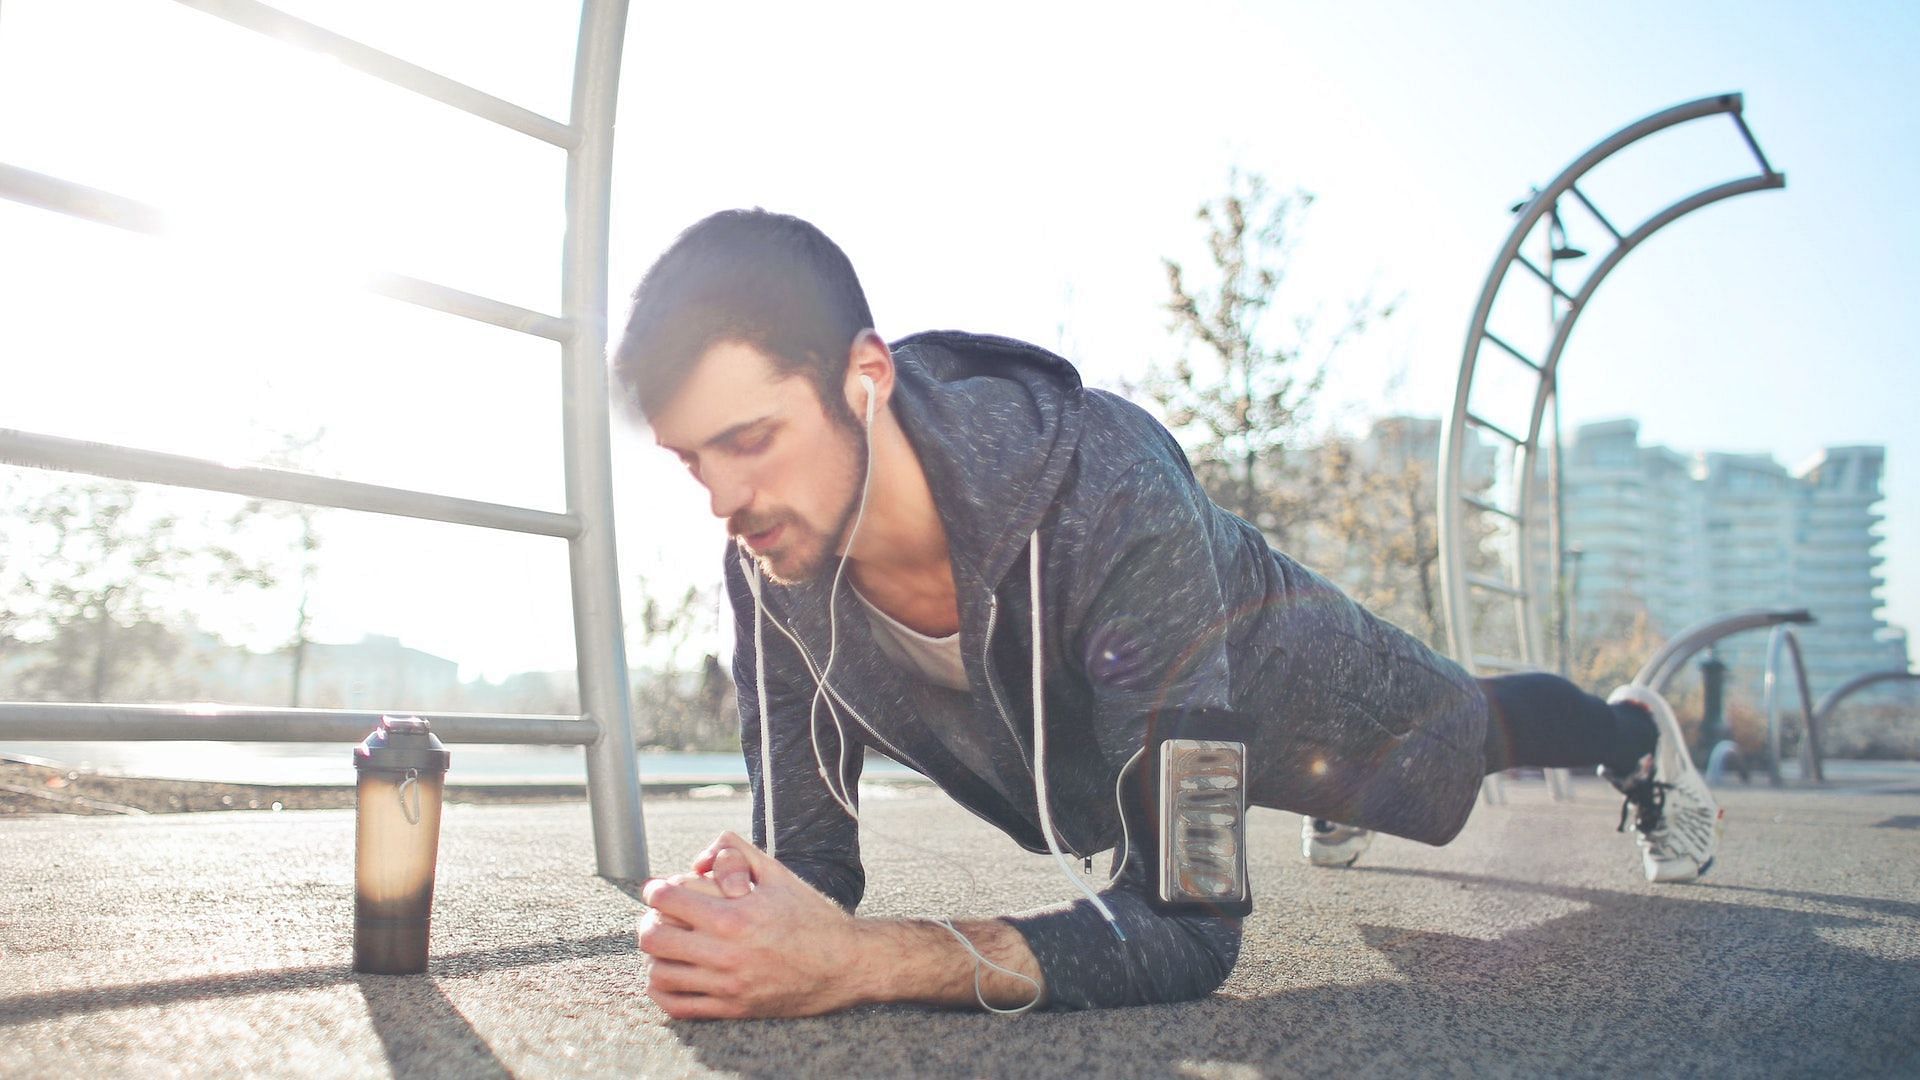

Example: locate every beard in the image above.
[731,424,868,586]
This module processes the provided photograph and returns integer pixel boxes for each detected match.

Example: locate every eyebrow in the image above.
[660,414,777,456]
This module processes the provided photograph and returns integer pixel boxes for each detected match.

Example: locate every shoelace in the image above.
[1615,779,1672,837]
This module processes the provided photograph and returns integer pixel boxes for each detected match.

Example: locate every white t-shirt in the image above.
[853,589,1030,804]
[854,590,969,691]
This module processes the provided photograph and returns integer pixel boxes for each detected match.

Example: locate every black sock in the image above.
[1479,673,1658,777]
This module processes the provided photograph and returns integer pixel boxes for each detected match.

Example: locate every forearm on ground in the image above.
[854,916,1046,1011]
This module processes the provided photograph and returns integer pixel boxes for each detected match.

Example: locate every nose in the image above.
[704,461,752,521]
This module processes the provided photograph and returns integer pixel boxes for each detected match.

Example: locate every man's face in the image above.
[649,340,865,585]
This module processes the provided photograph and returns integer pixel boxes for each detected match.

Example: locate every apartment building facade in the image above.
[1562,420,1907,697]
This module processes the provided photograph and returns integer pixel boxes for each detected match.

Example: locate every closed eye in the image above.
[723,423,778,456]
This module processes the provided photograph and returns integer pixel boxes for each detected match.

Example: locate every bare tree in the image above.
[1133,169,1393,549]
[1305,424,1445,645]
[235,430,327,706]
[628,581,732,751]
[0,476,275,701]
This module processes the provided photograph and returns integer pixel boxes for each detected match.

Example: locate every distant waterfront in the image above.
[0,741,920,787]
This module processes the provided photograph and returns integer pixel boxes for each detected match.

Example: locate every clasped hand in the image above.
[637,831,864,1020]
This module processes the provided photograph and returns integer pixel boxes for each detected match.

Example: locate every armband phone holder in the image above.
[1135,707,1253,917]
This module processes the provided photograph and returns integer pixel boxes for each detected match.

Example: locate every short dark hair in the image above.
[612,209,875,423]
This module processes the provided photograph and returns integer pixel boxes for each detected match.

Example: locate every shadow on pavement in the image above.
[1356,863,1920,920]
[0,931,635,1026]
[358,974,512,1080]
[666,866,1920,1079]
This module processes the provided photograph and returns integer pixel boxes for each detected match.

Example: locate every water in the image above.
[0,740,919,787]
[7,741,1908,790]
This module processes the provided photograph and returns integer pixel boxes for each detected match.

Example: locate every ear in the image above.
[843,330,894,420]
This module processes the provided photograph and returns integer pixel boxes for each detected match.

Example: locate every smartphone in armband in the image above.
[1141,709,1253,917]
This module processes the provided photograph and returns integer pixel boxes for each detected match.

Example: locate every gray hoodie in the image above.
[723,330,1488,1009]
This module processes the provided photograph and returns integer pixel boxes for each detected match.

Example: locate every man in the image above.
[614,209,1719,1019]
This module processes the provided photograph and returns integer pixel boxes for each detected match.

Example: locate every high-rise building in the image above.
[1562,420,1907,696]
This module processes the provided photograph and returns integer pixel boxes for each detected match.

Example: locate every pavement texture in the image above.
[2,774,1917,1079]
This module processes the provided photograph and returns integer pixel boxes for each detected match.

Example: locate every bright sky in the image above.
[1,0,1914,681]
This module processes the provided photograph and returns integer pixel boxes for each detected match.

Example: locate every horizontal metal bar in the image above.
[0,701,601,745]
[1466,411,1527,446]
[1467,574,1528,599]
[173,0,577,149]
[0,163,571,342]
[1473,655,1533,673]
[0,162,165,233]
[1482,331,1544,373]
[365,271,571,341]
[1515,254,1576,301]
[0,427,581,539]
[1567,184,1623,242]
[1463,494,1521,522]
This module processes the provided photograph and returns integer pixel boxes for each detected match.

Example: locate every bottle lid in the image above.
[354,715,451,774]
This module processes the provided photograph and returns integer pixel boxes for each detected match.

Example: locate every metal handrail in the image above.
[1762,625,1823,786]
[174,0,580,149]
[0,427,581,539]
[0,702,597,745]
[0,2,647,879]
[0,163,574,342]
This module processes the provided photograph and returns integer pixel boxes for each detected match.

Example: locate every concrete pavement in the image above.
[2,775,1917,1078]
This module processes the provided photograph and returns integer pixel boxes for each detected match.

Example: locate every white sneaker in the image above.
[1302,817,1372,867]
[1604,685,1723,883]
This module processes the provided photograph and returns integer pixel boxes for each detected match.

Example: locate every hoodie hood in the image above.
[886,330,1087,598]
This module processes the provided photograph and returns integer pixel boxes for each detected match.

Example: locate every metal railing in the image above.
[0,0,649,880]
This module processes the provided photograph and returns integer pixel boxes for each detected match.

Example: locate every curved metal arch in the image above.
[1439,94,1787,675]
[1633,607,1813,694]
[1762,625,1822,785]
[1814,669,1920,729]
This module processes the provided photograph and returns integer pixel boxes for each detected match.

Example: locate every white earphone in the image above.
[858,373,876,428]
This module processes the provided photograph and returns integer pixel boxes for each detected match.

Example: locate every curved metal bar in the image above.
[1762,626,1823,785]
[1634,607,1813,693]
[1438,93,1787,670]
[1814,669,1920,731]
[1512,174,1790,571]
[562,0,647,882]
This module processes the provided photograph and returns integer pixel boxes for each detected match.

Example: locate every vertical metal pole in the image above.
[563,0,647,881]
[1550,384,1569,676]
[1762,626,1787,787]
[1543,225,1572,802]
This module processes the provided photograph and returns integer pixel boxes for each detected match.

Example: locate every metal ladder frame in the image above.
[1437,94,1786,803]
[0,0,650,880]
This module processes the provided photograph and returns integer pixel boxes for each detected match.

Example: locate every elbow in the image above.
[1177,918,1242,1001]
[1193,924,1242,997]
